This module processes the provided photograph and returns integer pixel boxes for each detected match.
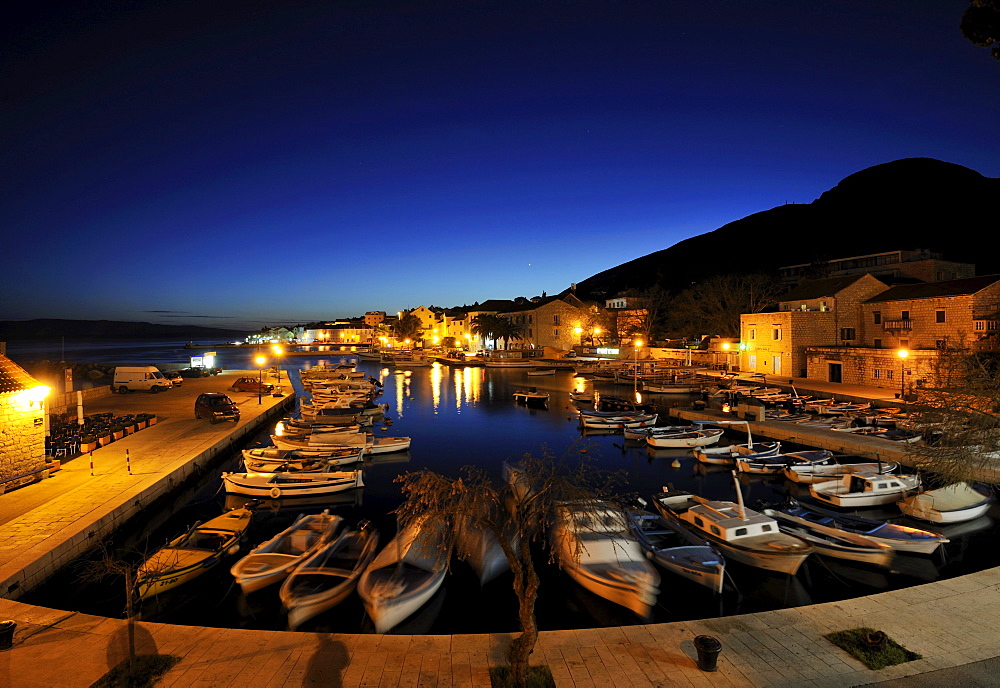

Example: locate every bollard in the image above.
[0,620,16,650]
[694,635,722,672]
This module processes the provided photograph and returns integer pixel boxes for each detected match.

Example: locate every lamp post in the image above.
[897,349,908,400]
[272,345,283,383]
[633,339,643,402]
[255,355,267,404]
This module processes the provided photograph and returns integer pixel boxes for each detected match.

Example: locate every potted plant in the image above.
[80,435,98,453]
[146,414,158,426]
[111,425,125,441]
[97,431,112,447]
[134,414,149,429]
[122,417,137,434]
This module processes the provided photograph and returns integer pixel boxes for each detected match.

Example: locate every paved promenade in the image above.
[1,371,999,687]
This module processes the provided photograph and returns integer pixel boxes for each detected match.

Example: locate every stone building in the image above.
[740,274,889,379]
[0,354,48,488]
[803,275,1000,392]
[505,293,590,351]
[779,249,975,285]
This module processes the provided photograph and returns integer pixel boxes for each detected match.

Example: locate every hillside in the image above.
[573,158,999,299]
[0,319,249,341]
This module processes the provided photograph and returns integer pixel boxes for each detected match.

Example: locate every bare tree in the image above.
[392,451,625,686]
[900,345,1000,485]
[664,273,783,339]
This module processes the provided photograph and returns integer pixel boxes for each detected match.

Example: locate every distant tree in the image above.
[962,0,1000,60]
[393,313,422,344]
[663,273,783,339]
[392,452,625,687]
[900,345,1000,484]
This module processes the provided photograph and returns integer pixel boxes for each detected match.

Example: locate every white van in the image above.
[113,366,172,394]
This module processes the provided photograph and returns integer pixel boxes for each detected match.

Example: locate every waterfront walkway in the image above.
[2,371,1000,686]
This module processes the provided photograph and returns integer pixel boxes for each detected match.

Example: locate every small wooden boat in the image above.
[641,381,703,394]
[767,500,948,554]
[694,442,781,465]
[138,508,253,600]
[242,446,365,470]
[280,520,380,629]
[897,482,994,523]
[810,472,921,508]
[646,428,724,449]
[735,449,833,475]
[358,516,451,633]
[782,460,897,484]
[512,388,549,404]
[761,508,894,568]
[551,502,661,618]
[221,470,364,499]
[651,487,812,575]
[623,425,689,441]
[569,390,595,403]
[580,413,658,430]
[626,508,725,594]
[526,368,557,376]
[271,432,369,451]
[455,512,519,586]
[230,511,343,594]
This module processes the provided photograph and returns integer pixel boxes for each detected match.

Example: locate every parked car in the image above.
[162,371,183,386]
[194,393,240,424]
[179,367,215,378]
[230,376,276,394]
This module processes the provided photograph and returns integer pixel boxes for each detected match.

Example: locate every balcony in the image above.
[882,319,912,331]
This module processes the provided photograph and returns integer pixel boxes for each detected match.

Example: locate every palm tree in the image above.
[470,314,502,350]
[494,317,524,350]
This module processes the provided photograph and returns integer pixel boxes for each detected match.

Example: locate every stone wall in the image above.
[47,385,112,415]
[0,392,46,486]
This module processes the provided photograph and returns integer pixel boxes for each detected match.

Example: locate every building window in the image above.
[873,369,882,379]
[874,338,882,348]
[900,339,909,348]
[772,328,782,341]
[840,328,856,341]
[553,314,560,325]
[873,311,881,324]
[553,328,559,337]
[750,329,756,340]
[936,310,946,323]
[901,310,910,320]
[886,370,894,380]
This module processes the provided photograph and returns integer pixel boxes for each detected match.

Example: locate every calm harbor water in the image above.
[15,339,1000,634]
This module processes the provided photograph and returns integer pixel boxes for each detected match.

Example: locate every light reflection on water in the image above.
[16,343,1000,635]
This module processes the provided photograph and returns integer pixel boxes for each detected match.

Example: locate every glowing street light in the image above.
[271,344,284,383]
[897,349,909,399]
[255,355,267,404]
[633,339,644,402]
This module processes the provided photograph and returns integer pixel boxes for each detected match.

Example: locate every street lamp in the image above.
[633,339,643,402]
[897,349,909,400]
[271,344,283,383]
[255,355,267,404]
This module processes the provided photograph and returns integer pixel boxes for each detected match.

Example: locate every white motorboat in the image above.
[270,432,369,451]
[221,470,364,499]
[767,500,948,554]
[455,512,518,586]
[280,520,380,629]
[626,508,725,594]
[230,511,343,594]
[761,508,894,568]
[651,486,812,575]
[551,502,661,618]
[357,516,451,633]
[526,368,556,376]
[897,482,994,523]
[646,428,724,449]
[569,390,594,403]
[782,460,898,484]
[810,472,921,508]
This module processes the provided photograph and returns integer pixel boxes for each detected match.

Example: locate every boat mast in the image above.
[731,470,748,522]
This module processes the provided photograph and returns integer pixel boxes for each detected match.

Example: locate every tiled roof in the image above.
[780,274,871,301]
[865,275,1000,303]
[0,353,40,395]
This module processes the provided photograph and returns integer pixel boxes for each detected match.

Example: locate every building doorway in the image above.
[828,362,843,383]
[772,356,782,375]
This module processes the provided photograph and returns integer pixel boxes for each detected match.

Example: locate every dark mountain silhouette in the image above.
[573,158,999,299]
[0,319,249,341]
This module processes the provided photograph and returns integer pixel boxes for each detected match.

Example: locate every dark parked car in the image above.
[229,376,275,394]
[194,393,240,424]
[179,366,222,378]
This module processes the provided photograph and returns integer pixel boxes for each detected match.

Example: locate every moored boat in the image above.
[280,520,380,629]
[221,470,364,499]
[897,482,994,523]
[761,508,894,568]
[651,488,812,575]
[810,472,921,508]
[138,508,253,600]
[551,501,661,618]
[230,511,343,594]
[626,507,725,594]
[357,515,451,633]
[646,428,724,449]
[782,460,898,484]
[512,388,549,404]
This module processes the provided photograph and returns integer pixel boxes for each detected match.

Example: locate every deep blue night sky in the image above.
[3,1,998,330]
